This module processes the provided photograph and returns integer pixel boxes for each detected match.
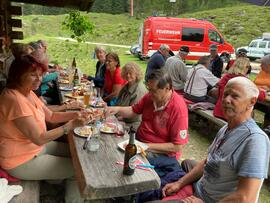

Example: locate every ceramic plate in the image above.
[74,126,92,138]
[100,123,117,134]
[117,139,148,154]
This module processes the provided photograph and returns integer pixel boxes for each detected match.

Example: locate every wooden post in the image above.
[130,0,133,17]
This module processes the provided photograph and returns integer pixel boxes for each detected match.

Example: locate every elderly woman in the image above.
[86,46,107,88]
[0,55,91,202]
[214,57,266,120]
[184,56,219,103]
[254,54,270,91]
[254,55,270,127]
[116,62,147,129]
[103,52,126,106]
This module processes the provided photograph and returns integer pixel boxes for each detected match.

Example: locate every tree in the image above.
[62,11,95,42]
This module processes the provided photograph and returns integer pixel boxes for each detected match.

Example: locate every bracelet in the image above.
[63,125,69,135]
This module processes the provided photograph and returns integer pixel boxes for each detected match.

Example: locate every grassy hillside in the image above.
[21,4,270,47]
[18,4,270,75]
[180,4,270,48]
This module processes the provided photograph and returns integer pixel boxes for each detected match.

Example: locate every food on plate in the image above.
[59,79,69,84]
[79,126,92,137]
[91,100,106,108]
[100,122,116,133]
[85,108,105,120]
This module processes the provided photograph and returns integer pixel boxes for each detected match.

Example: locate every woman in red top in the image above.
[214,57,266,120]
[103,52,126,105]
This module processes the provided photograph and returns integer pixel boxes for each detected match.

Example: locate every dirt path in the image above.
[55,37,130,48]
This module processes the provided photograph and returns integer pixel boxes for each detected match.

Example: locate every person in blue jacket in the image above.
[86,46,107,88]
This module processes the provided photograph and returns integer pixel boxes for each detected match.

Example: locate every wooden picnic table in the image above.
[58,81,160,200]
[68,130,161,200]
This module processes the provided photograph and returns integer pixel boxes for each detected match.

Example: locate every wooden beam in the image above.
[9,6,22,15]
[11,0,95,11]
[10,31,23,39]
[9,19,22,28]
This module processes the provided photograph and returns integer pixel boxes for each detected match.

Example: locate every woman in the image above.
[116,62,147,129]
[0,55,91,202]
[103,52,126,106]
[86,46,107,88]
[213,57,266,120]
[184,56,219,103]
[254,54,270,91]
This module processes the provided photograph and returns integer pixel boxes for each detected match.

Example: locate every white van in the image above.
[239,33,270,60]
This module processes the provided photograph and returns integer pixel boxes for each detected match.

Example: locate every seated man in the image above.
[160,77,270,203]
[184,56,219,104]
[107,69,189,162]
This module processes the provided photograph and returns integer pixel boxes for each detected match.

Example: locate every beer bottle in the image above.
[73,68,79,86]
[123,126,137,175]
[72,57,77,69]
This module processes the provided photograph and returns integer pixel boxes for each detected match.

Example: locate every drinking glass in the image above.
[83,92,90,106]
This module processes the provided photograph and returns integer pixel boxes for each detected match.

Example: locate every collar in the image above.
[153,91,173,112]
[127,82,139,94]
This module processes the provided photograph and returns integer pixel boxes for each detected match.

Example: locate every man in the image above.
[107,69,188,160]
[184,56,219,104]
[145,44,171,80]
[208,44,223,78]
[161,77,270,203]
[165,46,189,94]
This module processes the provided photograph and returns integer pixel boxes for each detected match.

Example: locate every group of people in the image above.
[0,40,270,203]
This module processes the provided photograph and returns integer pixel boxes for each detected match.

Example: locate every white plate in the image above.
[117,139,148,154]
[74,126,92,138]
[100,123,117,134]
[59,86,73,91]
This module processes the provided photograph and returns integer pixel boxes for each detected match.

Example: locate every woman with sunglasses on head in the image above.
[0,55,92,202]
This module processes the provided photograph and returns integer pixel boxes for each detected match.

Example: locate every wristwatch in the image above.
[63,125,69,135]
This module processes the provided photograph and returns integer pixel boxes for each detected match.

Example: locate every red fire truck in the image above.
[139,17,234,61]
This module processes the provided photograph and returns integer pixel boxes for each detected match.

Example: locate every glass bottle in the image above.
[88,121,101,152]
[73,68,79,87]
[123,126,137,175]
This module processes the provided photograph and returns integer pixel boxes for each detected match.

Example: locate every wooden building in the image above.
[0,0,95,89]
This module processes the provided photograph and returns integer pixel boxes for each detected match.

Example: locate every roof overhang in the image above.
[11,0,95,11]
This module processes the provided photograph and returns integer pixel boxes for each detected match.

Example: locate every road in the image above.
[55,37,130,48]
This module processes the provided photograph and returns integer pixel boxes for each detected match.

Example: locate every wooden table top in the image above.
[68,132,161,200]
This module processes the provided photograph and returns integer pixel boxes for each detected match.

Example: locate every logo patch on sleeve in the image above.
[179,130,187,140]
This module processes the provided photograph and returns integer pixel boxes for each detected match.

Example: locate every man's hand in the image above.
[182,196,204,203]
[162,181,182,197]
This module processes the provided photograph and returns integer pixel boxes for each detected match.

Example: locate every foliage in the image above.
[62,11,95,42]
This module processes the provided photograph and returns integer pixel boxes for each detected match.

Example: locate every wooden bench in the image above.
[9,180,40,203]
[190,108,227,129]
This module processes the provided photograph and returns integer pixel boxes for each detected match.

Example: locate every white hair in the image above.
[159,44,170,51]
[226,76,259,99]
[261,54,270,65]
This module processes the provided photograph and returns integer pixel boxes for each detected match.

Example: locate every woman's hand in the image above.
[162,181,182,197]
[65,100,84,110]
[65,114,90,132]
